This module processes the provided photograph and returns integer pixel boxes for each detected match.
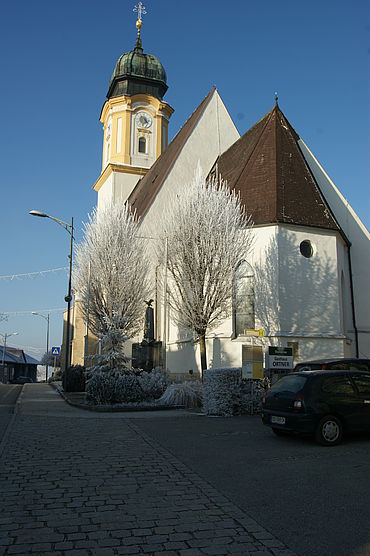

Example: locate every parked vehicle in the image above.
[261,370,370,445]
[294,358,370,372]
[10,376,34,384]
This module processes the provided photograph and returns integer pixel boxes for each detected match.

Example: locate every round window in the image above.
[300,240,314,258]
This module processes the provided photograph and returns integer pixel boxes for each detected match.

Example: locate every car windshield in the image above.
[270,374,307,394]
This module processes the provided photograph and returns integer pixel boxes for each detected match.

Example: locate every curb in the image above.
[50,383,185,413]
[0,384,24,458]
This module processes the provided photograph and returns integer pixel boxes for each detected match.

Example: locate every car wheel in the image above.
[315,415,343,446]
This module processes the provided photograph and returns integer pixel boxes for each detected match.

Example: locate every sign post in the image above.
[51,347,61,381]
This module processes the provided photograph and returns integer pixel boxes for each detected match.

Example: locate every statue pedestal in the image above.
[132,341,162,372]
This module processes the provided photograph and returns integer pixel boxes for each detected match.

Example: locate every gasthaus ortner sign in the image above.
[268,347,294,370]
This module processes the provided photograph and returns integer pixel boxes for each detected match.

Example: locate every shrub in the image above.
[203,368,242,416]
[158,381,202,408]
[138,368,169,400]
[86,370,145,405]
[240,378,270,414]
[65,365,86,392]
[48,368,63,383]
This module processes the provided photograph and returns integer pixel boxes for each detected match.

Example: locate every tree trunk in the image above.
[199,333,207,379]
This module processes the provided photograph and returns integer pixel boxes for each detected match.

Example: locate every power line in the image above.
[0,267,68,281]
[2,308,65,316]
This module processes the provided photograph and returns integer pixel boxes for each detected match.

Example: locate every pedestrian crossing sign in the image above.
[51,346,61,356]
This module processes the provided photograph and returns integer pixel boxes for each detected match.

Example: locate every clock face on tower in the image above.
[135,111,152,129]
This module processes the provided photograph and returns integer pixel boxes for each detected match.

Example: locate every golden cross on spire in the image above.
[133,2,147,36]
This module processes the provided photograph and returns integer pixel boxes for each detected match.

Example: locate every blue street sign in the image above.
[51,346,61,356]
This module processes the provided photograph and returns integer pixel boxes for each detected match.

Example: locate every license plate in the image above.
[271,416,285,425]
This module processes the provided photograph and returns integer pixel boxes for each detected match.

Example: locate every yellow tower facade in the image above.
[66,13,174,370]
[93,18,173,208]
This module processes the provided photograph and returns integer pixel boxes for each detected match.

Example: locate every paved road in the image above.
[0,385,22,443]
[133,414,370,556]
[0,384,295,556]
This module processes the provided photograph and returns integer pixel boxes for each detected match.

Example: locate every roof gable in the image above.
[128,87,216,219]
[213,105,339,231]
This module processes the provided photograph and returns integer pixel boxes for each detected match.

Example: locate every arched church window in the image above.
[138,137,146,154]
[233,261,255,336]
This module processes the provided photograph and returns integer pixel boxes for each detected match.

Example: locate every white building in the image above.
[68,20,370,376]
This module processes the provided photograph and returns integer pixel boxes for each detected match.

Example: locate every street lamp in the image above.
[32,312,50,382]
[29,210,74,389]
[1,332,19,383]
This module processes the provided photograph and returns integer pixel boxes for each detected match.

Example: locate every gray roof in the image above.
[0,346,39,365]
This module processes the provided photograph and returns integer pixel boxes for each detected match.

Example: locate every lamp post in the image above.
[29,210,74,389]
[1,332,19,383]
[32,312,50,382]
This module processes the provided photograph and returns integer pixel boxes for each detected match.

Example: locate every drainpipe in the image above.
[347,245,359,358]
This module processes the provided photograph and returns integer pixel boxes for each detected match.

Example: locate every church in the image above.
[64,10,370,377]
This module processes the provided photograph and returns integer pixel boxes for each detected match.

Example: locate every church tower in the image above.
[93,4,174,208]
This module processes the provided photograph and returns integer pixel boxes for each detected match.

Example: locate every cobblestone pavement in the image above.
[0,385,296,556]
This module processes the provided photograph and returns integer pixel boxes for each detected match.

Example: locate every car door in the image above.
[349,374,370,430]
[320,375,361,430]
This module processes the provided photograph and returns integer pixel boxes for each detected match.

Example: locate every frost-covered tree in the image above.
[41,350,61,368]
[74,203,150,369]
[160,165,253,372]
[89,312,131,373]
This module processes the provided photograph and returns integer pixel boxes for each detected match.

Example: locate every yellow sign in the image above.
[244,329,265,338]
[245,329,258,337]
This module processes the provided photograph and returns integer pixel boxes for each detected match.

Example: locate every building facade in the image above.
[65,18,370,375]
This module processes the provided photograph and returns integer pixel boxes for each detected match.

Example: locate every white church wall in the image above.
[140,90,240,241]
[162,225,280,374]
[298,140,370,357]
[137,90,240,373]
[97,171,142,209]
[97,173,113,210]
[277,225,342,337]
[149,221,350,374]
[249,226,280,335]
[113,172,141,205]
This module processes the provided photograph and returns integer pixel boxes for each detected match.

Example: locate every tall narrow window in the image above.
[138,136,146,153]
[233,261,255,336]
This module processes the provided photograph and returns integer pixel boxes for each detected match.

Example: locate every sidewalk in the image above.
[0,384,296,556]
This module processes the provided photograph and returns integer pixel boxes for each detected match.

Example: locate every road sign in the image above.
[51,346,61,356]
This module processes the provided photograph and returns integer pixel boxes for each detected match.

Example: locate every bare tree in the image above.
[160,165,253,372]
[74,203,150,367]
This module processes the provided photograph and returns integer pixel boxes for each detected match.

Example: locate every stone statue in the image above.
[143,299,154,343]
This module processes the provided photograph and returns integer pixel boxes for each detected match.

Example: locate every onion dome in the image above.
[107,33,168,100]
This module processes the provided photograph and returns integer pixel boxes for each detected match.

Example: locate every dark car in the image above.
[10,376,34,384]
[261,370,370,446]
[294,358,370,372]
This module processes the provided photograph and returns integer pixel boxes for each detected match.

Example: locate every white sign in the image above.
[268,354,293,369]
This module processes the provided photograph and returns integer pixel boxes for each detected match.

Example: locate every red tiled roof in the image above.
[128,87,216,219]
[211,105,339,230]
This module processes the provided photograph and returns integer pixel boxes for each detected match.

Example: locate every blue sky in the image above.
[1,0,369,359]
